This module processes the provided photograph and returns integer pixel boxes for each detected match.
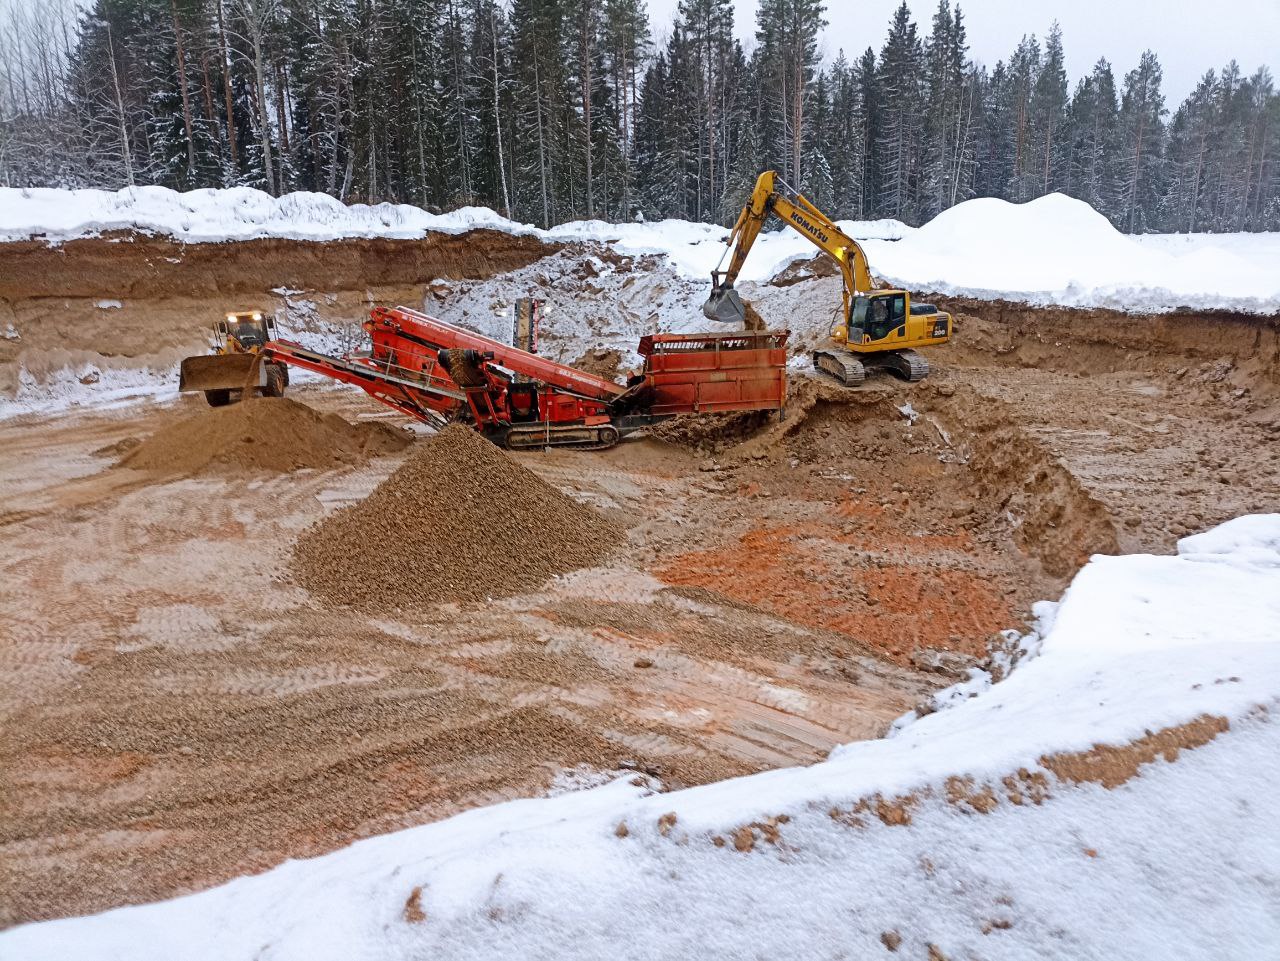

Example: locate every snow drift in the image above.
[5,515,1278,960]
[870,193,1280,314]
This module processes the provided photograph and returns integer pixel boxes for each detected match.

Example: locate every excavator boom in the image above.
[704,170,873,324]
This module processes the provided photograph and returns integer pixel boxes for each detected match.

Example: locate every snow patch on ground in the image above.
[0,361,181,419]
[0,317,357,420]
[6,515,1278,960]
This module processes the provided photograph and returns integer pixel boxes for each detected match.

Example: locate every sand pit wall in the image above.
[0,231,558,397]
[918,387,1120,578]
[938,298,1280,398]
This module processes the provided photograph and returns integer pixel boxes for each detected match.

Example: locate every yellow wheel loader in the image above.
[704,170,952,385]
[178,311,289,406]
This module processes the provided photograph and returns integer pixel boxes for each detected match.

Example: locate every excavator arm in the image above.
[704,170,873,325]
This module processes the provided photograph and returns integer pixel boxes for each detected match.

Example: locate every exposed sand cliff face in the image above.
[0,230,558,397]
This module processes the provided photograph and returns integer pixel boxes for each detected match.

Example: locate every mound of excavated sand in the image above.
[120,398,411,476]
[292,425,621,609]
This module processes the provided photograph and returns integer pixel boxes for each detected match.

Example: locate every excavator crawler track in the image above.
[812,349,866,387]
[868,348,930,382]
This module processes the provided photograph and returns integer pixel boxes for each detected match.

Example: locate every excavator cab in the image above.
[845,293,906,345]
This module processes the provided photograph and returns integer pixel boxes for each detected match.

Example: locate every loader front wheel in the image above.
[205,389,233,407]
[264,364,287,398]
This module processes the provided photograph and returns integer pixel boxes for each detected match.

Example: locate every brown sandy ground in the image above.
[1,259,1278,927]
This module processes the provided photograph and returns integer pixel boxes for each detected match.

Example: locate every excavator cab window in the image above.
[847,296,869,343]
[867,296,893,341]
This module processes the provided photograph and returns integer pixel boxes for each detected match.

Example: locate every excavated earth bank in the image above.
[0,231,558,397]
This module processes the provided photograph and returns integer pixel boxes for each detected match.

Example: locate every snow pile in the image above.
[5,516,1279,960]
[870,193,1280,313]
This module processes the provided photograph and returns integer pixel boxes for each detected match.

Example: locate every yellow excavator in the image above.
[704,170,952,385]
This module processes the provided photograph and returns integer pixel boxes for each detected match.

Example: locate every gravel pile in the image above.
[292,424,621,609]
[121,398,410,476]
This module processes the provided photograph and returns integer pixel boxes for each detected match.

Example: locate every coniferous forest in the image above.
[1,0,1277,233]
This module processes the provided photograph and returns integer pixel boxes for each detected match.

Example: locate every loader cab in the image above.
[215,311,276,353]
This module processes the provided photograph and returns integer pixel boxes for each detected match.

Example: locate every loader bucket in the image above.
[179,353,264,392]
[702,287,748,325]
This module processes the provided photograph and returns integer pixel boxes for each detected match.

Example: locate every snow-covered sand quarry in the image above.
[1,188,1278,959]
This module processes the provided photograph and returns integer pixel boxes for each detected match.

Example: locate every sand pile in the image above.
[292,424,621,609]
[120,398,411,475]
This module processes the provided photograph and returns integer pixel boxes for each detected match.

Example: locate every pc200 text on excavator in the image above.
[704,170,952,386]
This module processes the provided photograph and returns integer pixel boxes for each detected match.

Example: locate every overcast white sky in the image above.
[646,0,1279,105]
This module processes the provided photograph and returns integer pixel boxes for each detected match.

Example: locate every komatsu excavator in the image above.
[704,170,952,385]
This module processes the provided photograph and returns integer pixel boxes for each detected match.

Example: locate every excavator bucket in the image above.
[702,286,748,325]
[178,353,264,392]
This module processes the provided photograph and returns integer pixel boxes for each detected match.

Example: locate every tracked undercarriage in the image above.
[812,347,931,387]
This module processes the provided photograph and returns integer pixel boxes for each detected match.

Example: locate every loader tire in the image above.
[205,389,233,407]
[264,364,287,398]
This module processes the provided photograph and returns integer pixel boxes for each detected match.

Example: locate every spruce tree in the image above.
[876,2,924,220]
[1118,50,1166,231]
[1029,21,1067,195]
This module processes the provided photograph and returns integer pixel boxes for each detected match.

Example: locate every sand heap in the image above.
[292,424,621,609]
[121,398,411,476]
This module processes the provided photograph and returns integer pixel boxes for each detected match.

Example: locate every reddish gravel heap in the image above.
[121,397,410,476]
[292,424,621,609]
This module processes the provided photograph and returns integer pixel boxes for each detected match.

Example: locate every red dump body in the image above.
[264,306,789,448]
[639,330,789,415]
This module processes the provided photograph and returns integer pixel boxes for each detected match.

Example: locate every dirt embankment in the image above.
[736,379,1117,583]
[937,297,1280,400]
[0,230,554,302]
[0,230,559,396]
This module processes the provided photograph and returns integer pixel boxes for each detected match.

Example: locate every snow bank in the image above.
[6,515,1279,960]
[0,186,540,244]
[2,185,1278,312]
